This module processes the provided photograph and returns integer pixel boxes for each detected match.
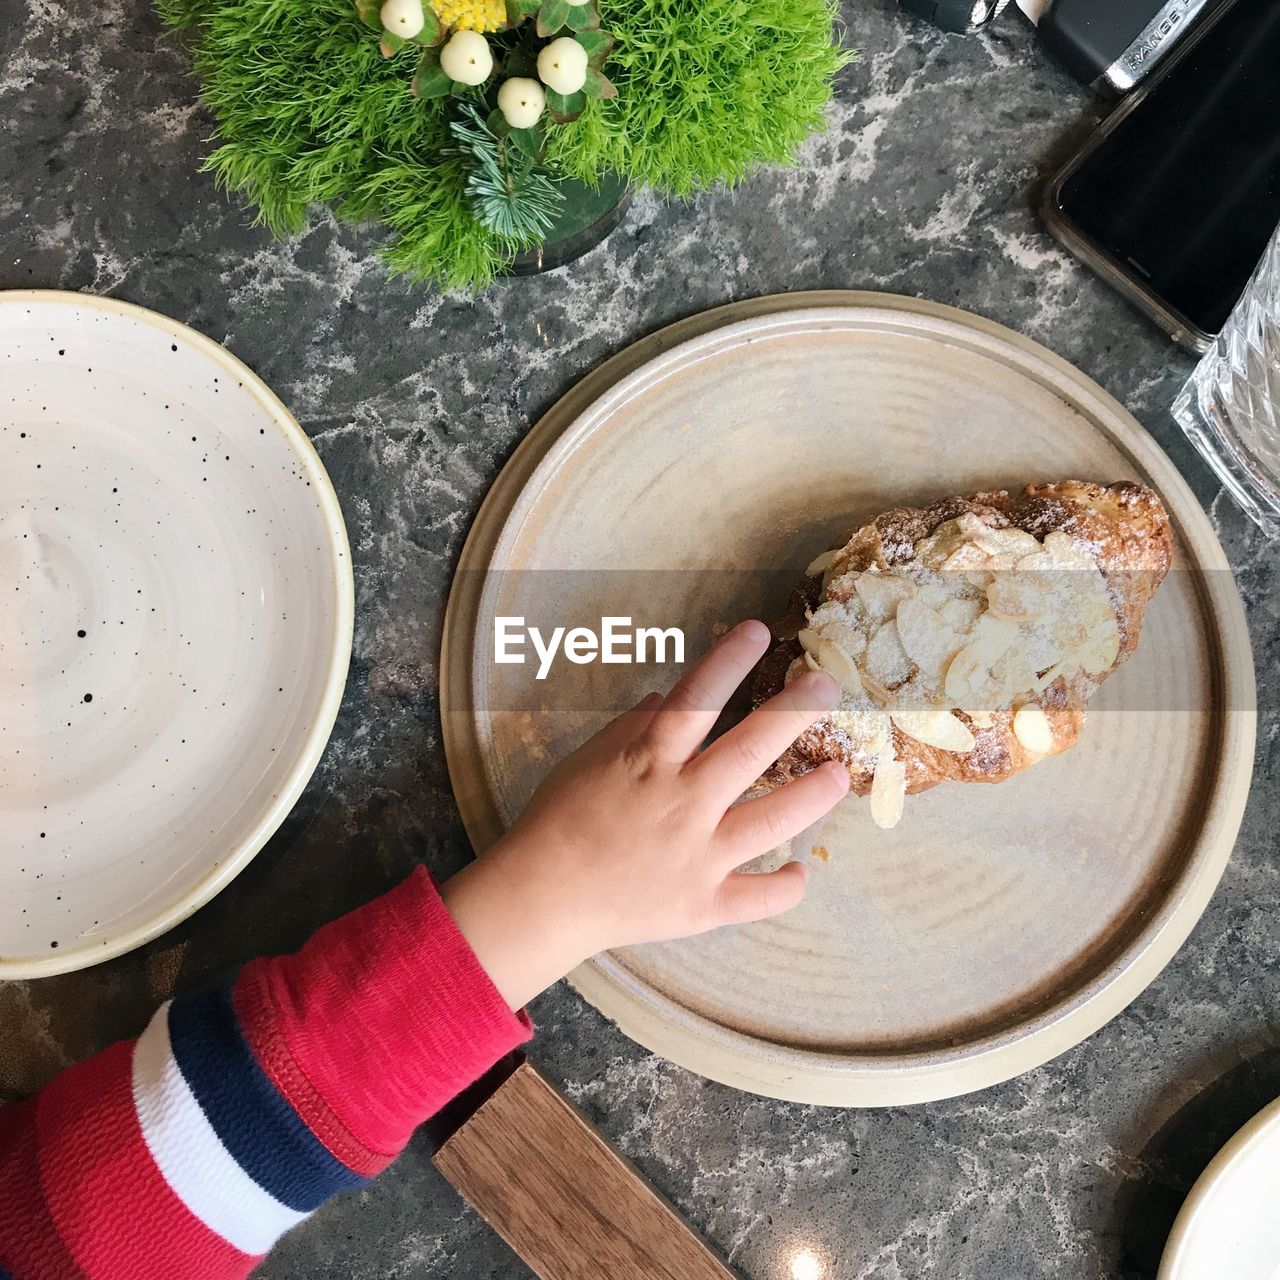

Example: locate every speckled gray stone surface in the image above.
[1,0,1277,1276]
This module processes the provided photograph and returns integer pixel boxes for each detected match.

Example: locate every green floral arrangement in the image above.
[159,0,851,289]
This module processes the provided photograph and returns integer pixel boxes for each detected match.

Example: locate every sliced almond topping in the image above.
[917,580,949,610]
[835,625,868,659]
[1058,614,1092,654]
[918,517,1041,570]
[914,518,972,568]
[1025,626,1066,675]
[971,612,1020,664]
[1043,529,1097,571]
[960,518,1041,565]
[815,638,863,695]
[1015,551,1056,577]
[941,542,992,573]
[807,604,869,660]
[939,596,983,634]
[955,513,998,546]
[944,643,989,706]
[803,651,822,674]
[989,639,1037,701]
[805,549,839,578]
[891,705,976,753]
[829,705,892,758]
[1032,660,1067,693]
[1013,703,1054,756]
[1076,615,1120,675]
[984,527,1042,563]
[968,709,995,729]
[945,612,1029,706]
[797,627,819,655]
[860,672,892,706]
[869,754,906,829]
[853,570,916,620]
[866,618,912,688]
[986,571,1052,622]
[894,596,952,668]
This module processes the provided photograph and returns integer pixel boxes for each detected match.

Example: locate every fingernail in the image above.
[821,760,851,790]
[638,691,663,709]
[735,619,771,645]
[797,670,840,705]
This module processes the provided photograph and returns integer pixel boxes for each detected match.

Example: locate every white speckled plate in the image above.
[442,292,1255,1106]
[1160,1098,1280,1280]
[0,291,353,977]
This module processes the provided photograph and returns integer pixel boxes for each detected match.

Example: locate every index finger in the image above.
[642,620,772,764]
[692,668,840,801]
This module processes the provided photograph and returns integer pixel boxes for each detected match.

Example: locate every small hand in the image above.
[441,620,849,1009]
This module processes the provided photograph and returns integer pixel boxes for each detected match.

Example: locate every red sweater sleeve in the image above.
[0,868,531,1279]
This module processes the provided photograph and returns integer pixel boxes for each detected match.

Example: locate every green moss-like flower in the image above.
[158,0,852,290]
[547,0,852,195]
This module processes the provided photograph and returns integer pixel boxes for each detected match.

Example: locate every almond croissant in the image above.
[752,481,1173,828]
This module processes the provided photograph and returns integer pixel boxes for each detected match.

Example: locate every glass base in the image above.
[1170,223,1280,538]
[509,173,630,276]
[1173,381,1280,537]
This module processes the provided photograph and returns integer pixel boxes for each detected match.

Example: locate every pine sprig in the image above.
[448,101,563,244]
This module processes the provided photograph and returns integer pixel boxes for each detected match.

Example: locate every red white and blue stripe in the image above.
[0,869,532,1279]
[132,983,370,1254]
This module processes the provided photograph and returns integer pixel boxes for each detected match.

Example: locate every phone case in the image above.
[1040,0,1243,351]
[1038,0,1213,90]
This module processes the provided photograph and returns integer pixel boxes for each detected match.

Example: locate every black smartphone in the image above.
[1043,0,1280,352]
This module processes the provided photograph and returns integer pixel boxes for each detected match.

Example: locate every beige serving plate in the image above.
[0,292,353,977]
[1158,1097,1280,1280]
[441,292,1255,1106]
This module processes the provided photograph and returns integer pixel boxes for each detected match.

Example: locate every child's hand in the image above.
[441,620,849,1010]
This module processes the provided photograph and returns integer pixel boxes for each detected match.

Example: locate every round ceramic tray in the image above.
[441,292,1255,1106]
[1160,1098,1280,1280]
[0,291,353,978]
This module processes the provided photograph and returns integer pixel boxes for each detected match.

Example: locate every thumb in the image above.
[713,861,809,927]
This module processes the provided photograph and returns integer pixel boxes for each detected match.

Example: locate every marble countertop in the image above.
[2,0,1277,1276]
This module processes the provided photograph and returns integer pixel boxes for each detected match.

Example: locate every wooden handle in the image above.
[434,1061,738,1280]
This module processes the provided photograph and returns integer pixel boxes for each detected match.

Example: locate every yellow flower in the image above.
[431,0,506,31]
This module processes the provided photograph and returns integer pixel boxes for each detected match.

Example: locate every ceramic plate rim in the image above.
[441,291,1256,1105]
[0,289,355,979]
[1157,1097,1280,1280]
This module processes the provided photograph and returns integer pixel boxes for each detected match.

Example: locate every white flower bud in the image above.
[440,29,493,85]
[536,36,589,95]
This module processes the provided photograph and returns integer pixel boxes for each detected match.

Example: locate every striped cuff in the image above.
[25,990,366,1280]
[131,988,371,1254]
[2,869,530,1279]
[37,1038,259,1280]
